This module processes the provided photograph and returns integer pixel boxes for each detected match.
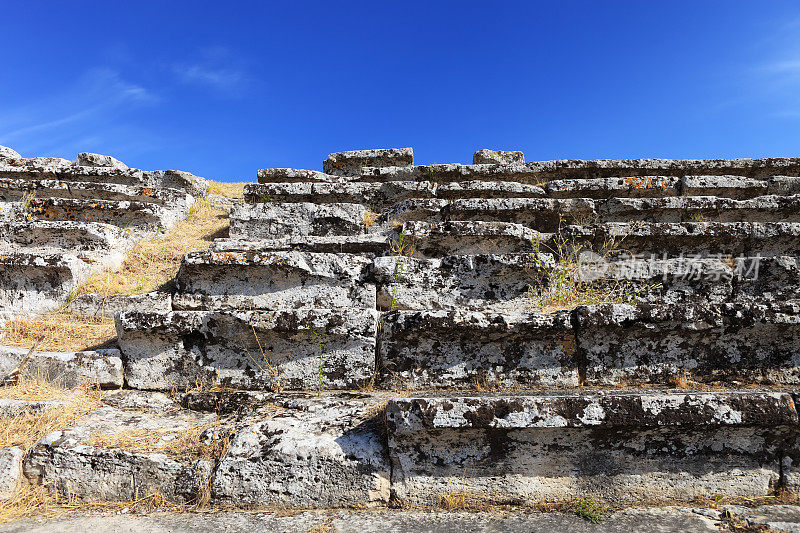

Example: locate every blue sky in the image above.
[1,1,799,182]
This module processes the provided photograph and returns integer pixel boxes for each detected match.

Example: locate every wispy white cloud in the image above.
[0,68,159,159]
[172,46,250,96]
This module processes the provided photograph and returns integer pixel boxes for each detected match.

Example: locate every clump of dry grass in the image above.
[0,378,102,451]
[87,425,228,461]
[207,181,246,199]
[77,195,229,296]
[0,311,115,352]
[362,210,379,228]
[437,490,491,511]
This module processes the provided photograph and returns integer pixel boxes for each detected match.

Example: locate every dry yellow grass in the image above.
[77,194,229,296]
[0,311,115,352]
[207,181,246,199]
[0,378,102,451]
[87,425,228,461]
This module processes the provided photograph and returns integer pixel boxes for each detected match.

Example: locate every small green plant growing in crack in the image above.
[564,497,610,523]
[388,228,416,311]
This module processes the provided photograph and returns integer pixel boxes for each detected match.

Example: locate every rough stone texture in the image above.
[25,197,180,230]
[117,309,379,391]
[0,345,123,389]
[0,507,727,533]
[0,145,21,161]
[0,252,89,315]
[173,251,375,311]
[75,153,128,171]
[212,393,390,507]
[576,303,800,385]
[387,392,795,504]
[722,504,800,532]
[547,176,680,198]
[402,221,544,257]
[257,167,343,184]
[563,221,800,256]
[229,202,367,240]
[473,149,525,165]
[0,178,191,205]
[141,170,209,198]
[0,447,23,500]
[379,310,578,388]
[66,292,171,319]
[210,234,389,255]
[372,253,553,311]
[23,390,218,503]
[324,148,413,176]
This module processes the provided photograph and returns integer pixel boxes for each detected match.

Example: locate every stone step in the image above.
[0,345,123,388]
[358,157,800,183]
[401,221,545,257]
[244,180,546,209]
[24,390,218,503]
[116,309,380,391]
[0,178,190,205]
[229,202,368,240]
[323,147,413,177]
[563,222,800,256]
[576,302,800,386]
[0,160,147,186]
[173,251,375,310]
[371,253,552,311]
[209,234,389,255]
[0,252,90,314]
[378,309,578,389]
[25,197,182,230]
[257,168,345,184]
[390,196,800,231]
[373,253,788,310]
[386,391,800,504]
[0,220,134,264]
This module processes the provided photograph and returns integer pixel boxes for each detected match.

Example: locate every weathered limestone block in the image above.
[210,234,389,255]
[768,176,800,196]
[23,391,219,503]
[597,195,800,223]
[733,255,800,303]
[435,180,545,199]
[387,392,796,504]
[402,221,545,257]
[563,222,800,256]
[173,251,375,311]
[358,163,544,184]
[142,170,208,197]
[0,345,123,389]
[359,158,800,184]
[324,148,413,176]
[66,292,172,319]
[0,447,23,500]
[576,303,800,385]
[473,149,525,165]
[0,220,133,267]
[445,197,595,230]
[385,198,449,223]
[244,181,436,210]
[576,255,736,305]
[25,197,181,230]
[371,254,553,311]
[0,178,191,206]
[229,203,367,240]
[0,160,146,186]
[212,394,390,507]
[546,176,680,198]
[379,310,578,388]
[117,309,379,391]
[257,168,344,184]
[0,145,21,161]
[75,152,128,171]
[0,252,89,315]
[681,175,768,199]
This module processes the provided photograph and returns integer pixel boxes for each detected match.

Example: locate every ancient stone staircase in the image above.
[0,146,208,318]
[4,146,800,512]
[99,148,800,507]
